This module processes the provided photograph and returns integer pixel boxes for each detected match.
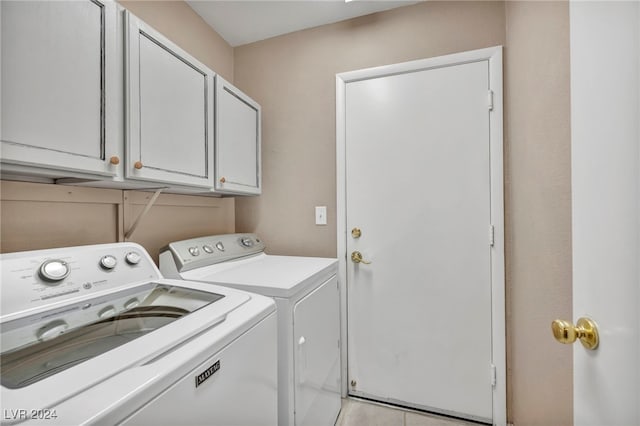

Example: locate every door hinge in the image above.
[491,364,497,387]
[489,224,495,247]
[488,90,494,111]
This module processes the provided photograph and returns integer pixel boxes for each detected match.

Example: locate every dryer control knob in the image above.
[189,246,200,256]
[125,251,142,265]
[39,259,70,282]
[202,245,214,254]
[240,237,254,248]
[216,242,225,252]
[100,255,117,270]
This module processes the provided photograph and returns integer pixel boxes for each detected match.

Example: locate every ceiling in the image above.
[186,1,421,47]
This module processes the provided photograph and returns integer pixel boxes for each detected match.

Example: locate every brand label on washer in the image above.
[195,360,220,388]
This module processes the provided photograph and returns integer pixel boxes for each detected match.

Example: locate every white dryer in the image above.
[0,242,277,426]
[160,233,341,426]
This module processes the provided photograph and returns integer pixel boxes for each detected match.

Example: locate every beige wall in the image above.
[118,0,234,81]
[234,1,572,424]
[0,181,235,264]
[234,1,506,258]
[504,2,573,425]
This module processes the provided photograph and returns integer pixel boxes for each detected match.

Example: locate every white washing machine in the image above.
[0,242,277,426]
[160,233,341,426]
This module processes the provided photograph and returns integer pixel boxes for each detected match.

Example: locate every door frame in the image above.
[336,46,505,425]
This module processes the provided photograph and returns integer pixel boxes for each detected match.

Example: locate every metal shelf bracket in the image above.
[124,188,165,240]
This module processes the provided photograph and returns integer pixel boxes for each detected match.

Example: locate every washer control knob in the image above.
[188,246,200,256]
[39,259,70,282]
[36,320,69,341]
[125,251,142,265]
[98,305,117,318]
[124,298,140,310]
[240,237,254,248]
[215,242,225,252]
[100,255,117,270]
[202,244,214,254]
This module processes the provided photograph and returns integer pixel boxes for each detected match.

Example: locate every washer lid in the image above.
[181,254,338,298]
[0,282,227,389]
[0,278,256,416]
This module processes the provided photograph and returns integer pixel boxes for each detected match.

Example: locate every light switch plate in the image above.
[315,206,327,225]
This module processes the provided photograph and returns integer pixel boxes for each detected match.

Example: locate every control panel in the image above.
[0,243,160,318]
[161,233,266,273]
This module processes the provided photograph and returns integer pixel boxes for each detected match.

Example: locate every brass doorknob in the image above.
[551,317,599,350]
[109,156,120,165]
[220,177,226,183]
[134,161,143,170]
[351,251,371,264]
[351,228,362,238]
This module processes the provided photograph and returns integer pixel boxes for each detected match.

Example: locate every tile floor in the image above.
[335,398,482,426]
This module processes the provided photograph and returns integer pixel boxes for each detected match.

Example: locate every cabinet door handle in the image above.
[109,156,120,165]
[219,176,226,183]
[134,161,143,170]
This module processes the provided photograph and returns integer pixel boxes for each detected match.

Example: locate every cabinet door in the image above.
[293,277,341,426]
[1,0,121,176]
[125,12,214,189]
[215,77,261,195]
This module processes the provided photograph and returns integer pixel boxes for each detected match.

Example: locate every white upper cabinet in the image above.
[1,0,121,177]
[215,77,262,195]
[2,5,261,194]
[124,12,214,189]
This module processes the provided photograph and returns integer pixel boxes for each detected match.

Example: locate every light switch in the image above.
[315,206,327,225]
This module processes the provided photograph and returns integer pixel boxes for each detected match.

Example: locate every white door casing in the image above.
[336,46,505,424]
[570,2,640,425]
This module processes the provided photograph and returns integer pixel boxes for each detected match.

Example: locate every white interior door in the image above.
[570,2,639,424]
[337,48,505,424]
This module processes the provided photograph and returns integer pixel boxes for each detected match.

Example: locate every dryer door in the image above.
[293,276,341,426]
